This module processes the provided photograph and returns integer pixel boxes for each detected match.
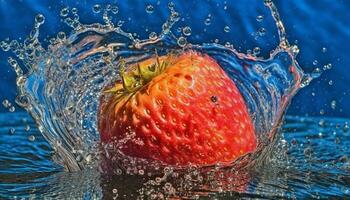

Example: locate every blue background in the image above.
[0,0,349,118]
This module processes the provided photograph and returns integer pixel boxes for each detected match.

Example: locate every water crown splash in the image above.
[1,1,308,176]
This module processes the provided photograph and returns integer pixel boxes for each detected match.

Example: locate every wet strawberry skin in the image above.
[98,51,257,166]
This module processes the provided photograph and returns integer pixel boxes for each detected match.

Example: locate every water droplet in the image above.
[182,26,192,36]
[93,4,101,13]
[149,32,157,40]
[170,11,180,21]
[290,45,300,55]
[320,109,325,115]
[168,2,175,9]
[304,147,313,157]
[291,139,298,146]
[331,100,337,109]
[343,123,349,133]
[55,33,65,42]
[311,68,322,78]
[0,41,10,51]
[9,128,15,135]
[204,17,211,26]
[318,119,325,127]
[25,125,31,131]
[9,106,15,112]
[258,27,266,36]
[253,47,261,55]
[323,63,332,70]
[224,26,230,33]
[35,14,45,25]
[264,0,273,6]
[116,168,123,175]
[2,99,11,108]
[224,42,232,48]
[256,15,264,22]
[138,169,144,175]
[146,5,154,14]
[155,177,162,183]
[177,37,187,47]
[113,188,118,193]
[75,155,82,162]
[117,20,124,27]
[60,7,69,17]
[28,135,35,142]
[111,6,119,14]
[85,154,92,163]
[71,8,78,14]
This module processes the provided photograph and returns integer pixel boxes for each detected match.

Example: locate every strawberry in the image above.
[98,50,256,166]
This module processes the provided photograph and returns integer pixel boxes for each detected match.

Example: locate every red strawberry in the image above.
[98,51,256,166]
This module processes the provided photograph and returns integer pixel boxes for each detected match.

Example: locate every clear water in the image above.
[1,1,349,199]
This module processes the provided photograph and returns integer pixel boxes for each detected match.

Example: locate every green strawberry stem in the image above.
[104,55,172,98]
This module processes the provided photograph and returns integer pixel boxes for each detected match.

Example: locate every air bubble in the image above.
[224,26,230,33]
[146,5,154,14]
[322,47,327,53]
[93,4,101,13]
[112,188,118,193]
[177,37,187,47]
[328,80,333,85]
[312,60,318,66]
[182,26,192,36]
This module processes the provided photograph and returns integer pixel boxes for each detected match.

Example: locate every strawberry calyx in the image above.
[104,54,175,98]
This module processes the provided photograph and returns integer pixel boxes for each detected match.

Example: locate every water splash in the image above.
[1,1,311,198]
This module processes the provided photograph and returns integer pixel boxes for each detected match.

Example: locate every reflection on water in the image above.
[1,112,349,199]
